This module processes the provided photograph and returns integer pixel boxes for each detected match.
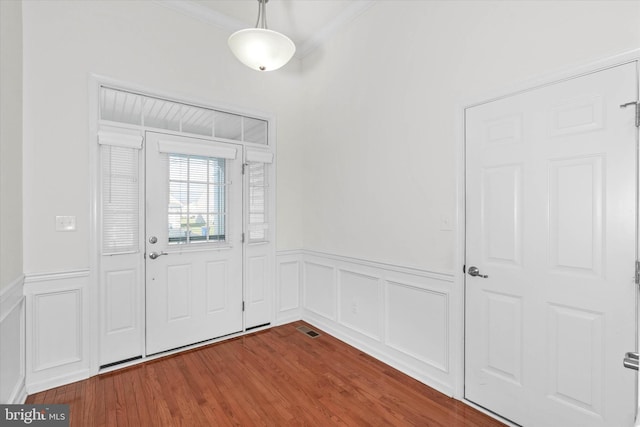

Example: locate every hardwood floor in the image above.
[26,321,505,426]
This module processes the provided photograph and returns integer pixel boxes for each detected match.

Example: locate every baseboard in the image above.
[8,379,27,404]
[273,312,301,326]
[26,369,91,396]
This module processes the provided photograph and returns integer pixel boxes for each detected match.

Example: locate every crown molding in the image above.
[297,0,375,58]
[153,0,376,59]
[153,0,247,32]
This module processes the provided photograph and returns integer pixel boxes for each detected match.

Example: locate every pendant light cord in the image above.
[255,0,268,29]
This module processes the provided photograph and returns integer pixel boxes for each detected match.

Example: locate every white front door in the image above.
[145,132,243,355]
[465,63,638,426]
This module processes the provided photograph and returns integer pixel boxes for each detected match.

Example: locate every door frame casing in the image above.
[453,49,640,418]
[88,74,277,376]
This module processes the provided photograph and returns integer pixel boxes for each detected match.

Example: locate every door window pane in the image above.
[168,154,227,245]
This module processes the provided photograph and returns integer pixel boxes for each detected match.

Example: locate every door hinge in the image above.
[242,301,245,312]
[242,232,245,243]
[620,101,640,128]
[635,261,640,285]
[242,163,248,175]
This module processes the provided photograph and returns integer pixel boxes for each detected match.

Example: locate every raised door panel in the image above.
[100,262,143,366]
[245,255,271,328]
[547,304,603,417]
[482,165,523,266]
[484,292,522,386]
[166,264,192,322]
[206,261,228,313]
[548,157,603,275]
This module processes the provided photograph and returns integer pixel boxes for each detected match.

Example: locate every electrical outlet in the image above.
[55,216,77,231]
[351,301,358,315]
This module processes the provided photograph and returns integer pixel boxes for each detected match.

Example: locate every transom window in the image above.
[167,154,227,245]
[100,86,268,145]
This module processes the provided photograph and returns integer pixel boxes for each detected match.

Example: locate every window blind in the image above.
[167,153,227,245]
[101,144,140,254]
[245,149,273,164]
[157,139,237,159]
[248,161,268,242]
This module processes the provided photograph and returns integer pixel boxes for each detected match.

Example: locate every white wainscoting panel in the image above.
[338,269,382,340]
[0,275,26,404]
[24,271,91,394]
[275,251,302,325]
[386,280,449,372]
[34,290,82,370]
[301,251,455,395]
[303,261,336,320]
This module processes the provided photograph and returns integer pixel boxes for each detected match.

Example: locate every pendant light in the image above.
[228,0,296,72]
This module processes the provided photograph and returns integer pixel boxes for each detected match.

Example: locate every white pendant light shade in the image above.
[228,28,296,72]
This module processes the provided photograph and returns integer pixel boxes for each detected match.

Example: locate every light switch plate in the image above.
[56,215,76,231]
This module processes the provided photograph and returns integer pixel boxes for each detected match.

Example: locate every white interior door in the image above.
[145,132,243,355]
[465,63,638,426]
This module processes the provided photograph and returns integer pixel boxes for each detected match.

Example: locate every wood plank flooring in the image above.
[26,321,505,426]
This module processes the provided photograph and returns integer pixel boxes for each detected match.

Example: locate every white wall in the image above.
[21,0,305,276]
[0,0,26,405]
[299,0,640,274]
[1,0,24,288]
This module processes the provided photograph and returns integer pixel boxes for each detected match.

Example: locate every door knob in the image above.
[468,266,488,278]
[148,251,167,260]
[624,352,639,370]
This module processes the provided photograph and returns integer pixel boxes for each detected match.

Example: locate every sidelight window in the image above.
[247,162,268,242]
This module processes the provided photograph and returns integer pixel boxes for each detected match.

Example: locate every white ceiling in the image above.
[156,0,376,58]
